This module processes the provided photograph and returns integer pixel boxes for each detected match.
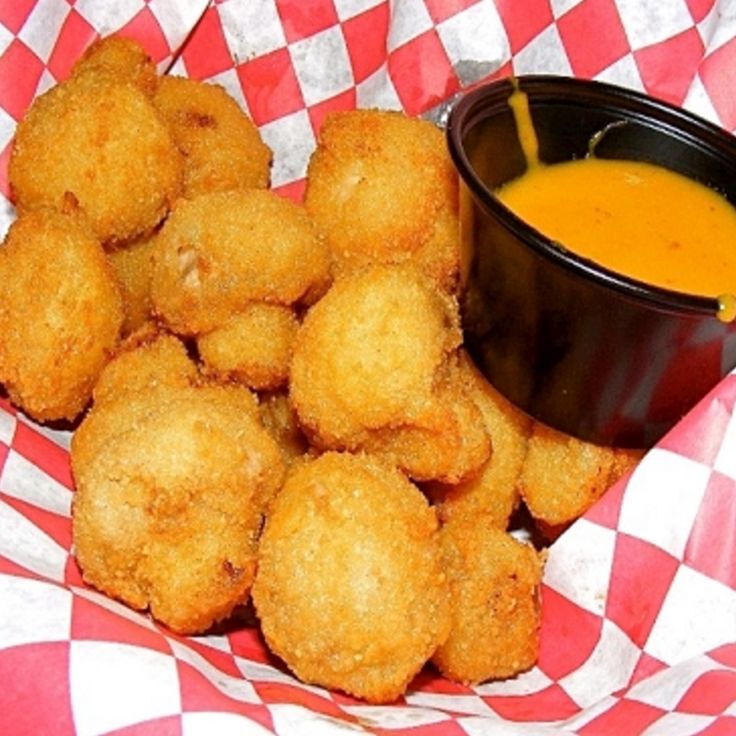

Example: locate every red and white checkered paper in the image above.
[2,1,736,734]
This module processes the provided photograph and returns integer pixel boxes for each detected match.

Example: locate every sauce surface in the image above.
[496,156,736,299]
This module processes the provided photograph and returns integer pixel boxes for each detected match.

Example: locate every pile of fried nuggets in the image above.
[0,38,642,703]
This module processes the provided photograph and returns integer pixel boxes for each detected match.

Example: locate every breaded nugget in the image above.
[9,71,183,245]
[197,303,298,390]
[72,379,284,635]
[426,353,532,526]
[153,76,271,197]
[520,422,643,531]
[71,35,158,96]
[151,189,331,335]
[305,109,460,290]
[432,515,543,684]
[361,367,491,484]
[290,265,460,444]
[258,390,310,466]
[91,324,198,408]
[107,232,156,336]
[290,265,490,482]
[0,209,122,422]
[252,452,450,703]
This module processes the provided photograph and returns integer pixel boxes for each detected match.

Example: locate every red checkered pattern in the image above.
[3,2,736,734]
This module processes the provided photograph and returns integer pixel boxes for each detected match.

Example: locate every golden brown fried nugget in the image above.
[9,72,183,245]
[153,76,272,197]
[107,233,156,336]
[361,367,491,484]
[520,422,643,531]
[72,380,284,635]
[426,353,532,526]
[290,265,461,445]
[432,516,543,684]
[305,109,460,290]
[252,452,450,703]
[71,35,158,96]
[197,303,298,390]
[91,325,197,408]
[0,209,122,422]
[290,265,490,482]
[151,189,331,335]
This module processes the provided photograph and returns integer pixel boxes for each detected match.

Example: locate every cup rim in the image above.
[446,74,736,318]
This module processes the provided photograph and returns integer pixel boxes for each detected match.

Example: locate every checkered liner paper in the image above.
[2,1,736,734]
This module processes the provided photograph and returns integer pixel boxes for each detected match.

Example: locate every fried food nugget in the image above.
[9,71,183,245]
[107,233,156,336]
[289,265,489,482]
[153,76,272,197]
[291,265,460,442]
[72,362,284,635]
[252,452,450,703]
[432,515,543,684]
[360,366,492,484]
[425,352,533,527]
[91,324,198,408]
[290,265,490,481]
[197,303,298,390]
[71,35,158,96]
[0,209,122,422]
[305,109,460,291]
[151,189,331,336]
[520,422,643,533]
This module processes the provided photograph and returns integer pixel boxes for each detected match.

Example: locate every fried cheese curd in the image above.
[9,62,183,246]
[71,330,285,635]
[432,515,543,685]
[289,265,490,483]
[198,303,299,391]
[153,75,272,197]
[0,209,122,423]
[252,451,450,703]
[151,189,331,337]
[304,109,460,291]
[107,232,157,336]
[520,422,643,536]
[425,352,533,528]
[70,35,158,96]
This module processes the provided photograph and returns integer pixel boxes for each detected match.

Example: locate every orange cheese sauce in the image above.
[496,156,736,300]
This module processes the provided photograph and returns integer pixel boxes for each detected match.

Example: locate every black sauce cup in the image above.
[446,75,736,449]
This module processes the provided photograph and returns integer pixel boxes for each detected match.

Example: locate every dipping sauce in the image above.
[496,155,736,300]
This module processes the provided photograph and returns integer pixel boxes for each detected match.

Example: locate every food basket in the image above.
[1,2,736,734]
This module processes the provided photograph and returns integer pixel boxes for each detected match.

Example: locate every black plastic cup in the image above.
[446,75,736,449]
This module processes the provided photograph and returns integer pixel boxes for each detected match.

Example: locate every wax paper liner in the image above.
[1,1,736,734]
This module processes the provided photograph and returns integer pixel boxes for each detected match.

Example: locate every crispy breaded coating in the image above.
[150,189,331,336]
[107,233,156,336]
[305,109,460,290]
[71,35,158,96]
[0,209,122,422]
[426,353,533,526]
[290,265,460,444]
[91,325,198,408]
[9,71,183,245]
[432,516,543,684]
[520,422,643,530]
[361,367,491,484]
[197,303,298,390]
[72,380,284,635]
[252,452,450,703]
[153,76,272,197]
[290,265,490,482]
